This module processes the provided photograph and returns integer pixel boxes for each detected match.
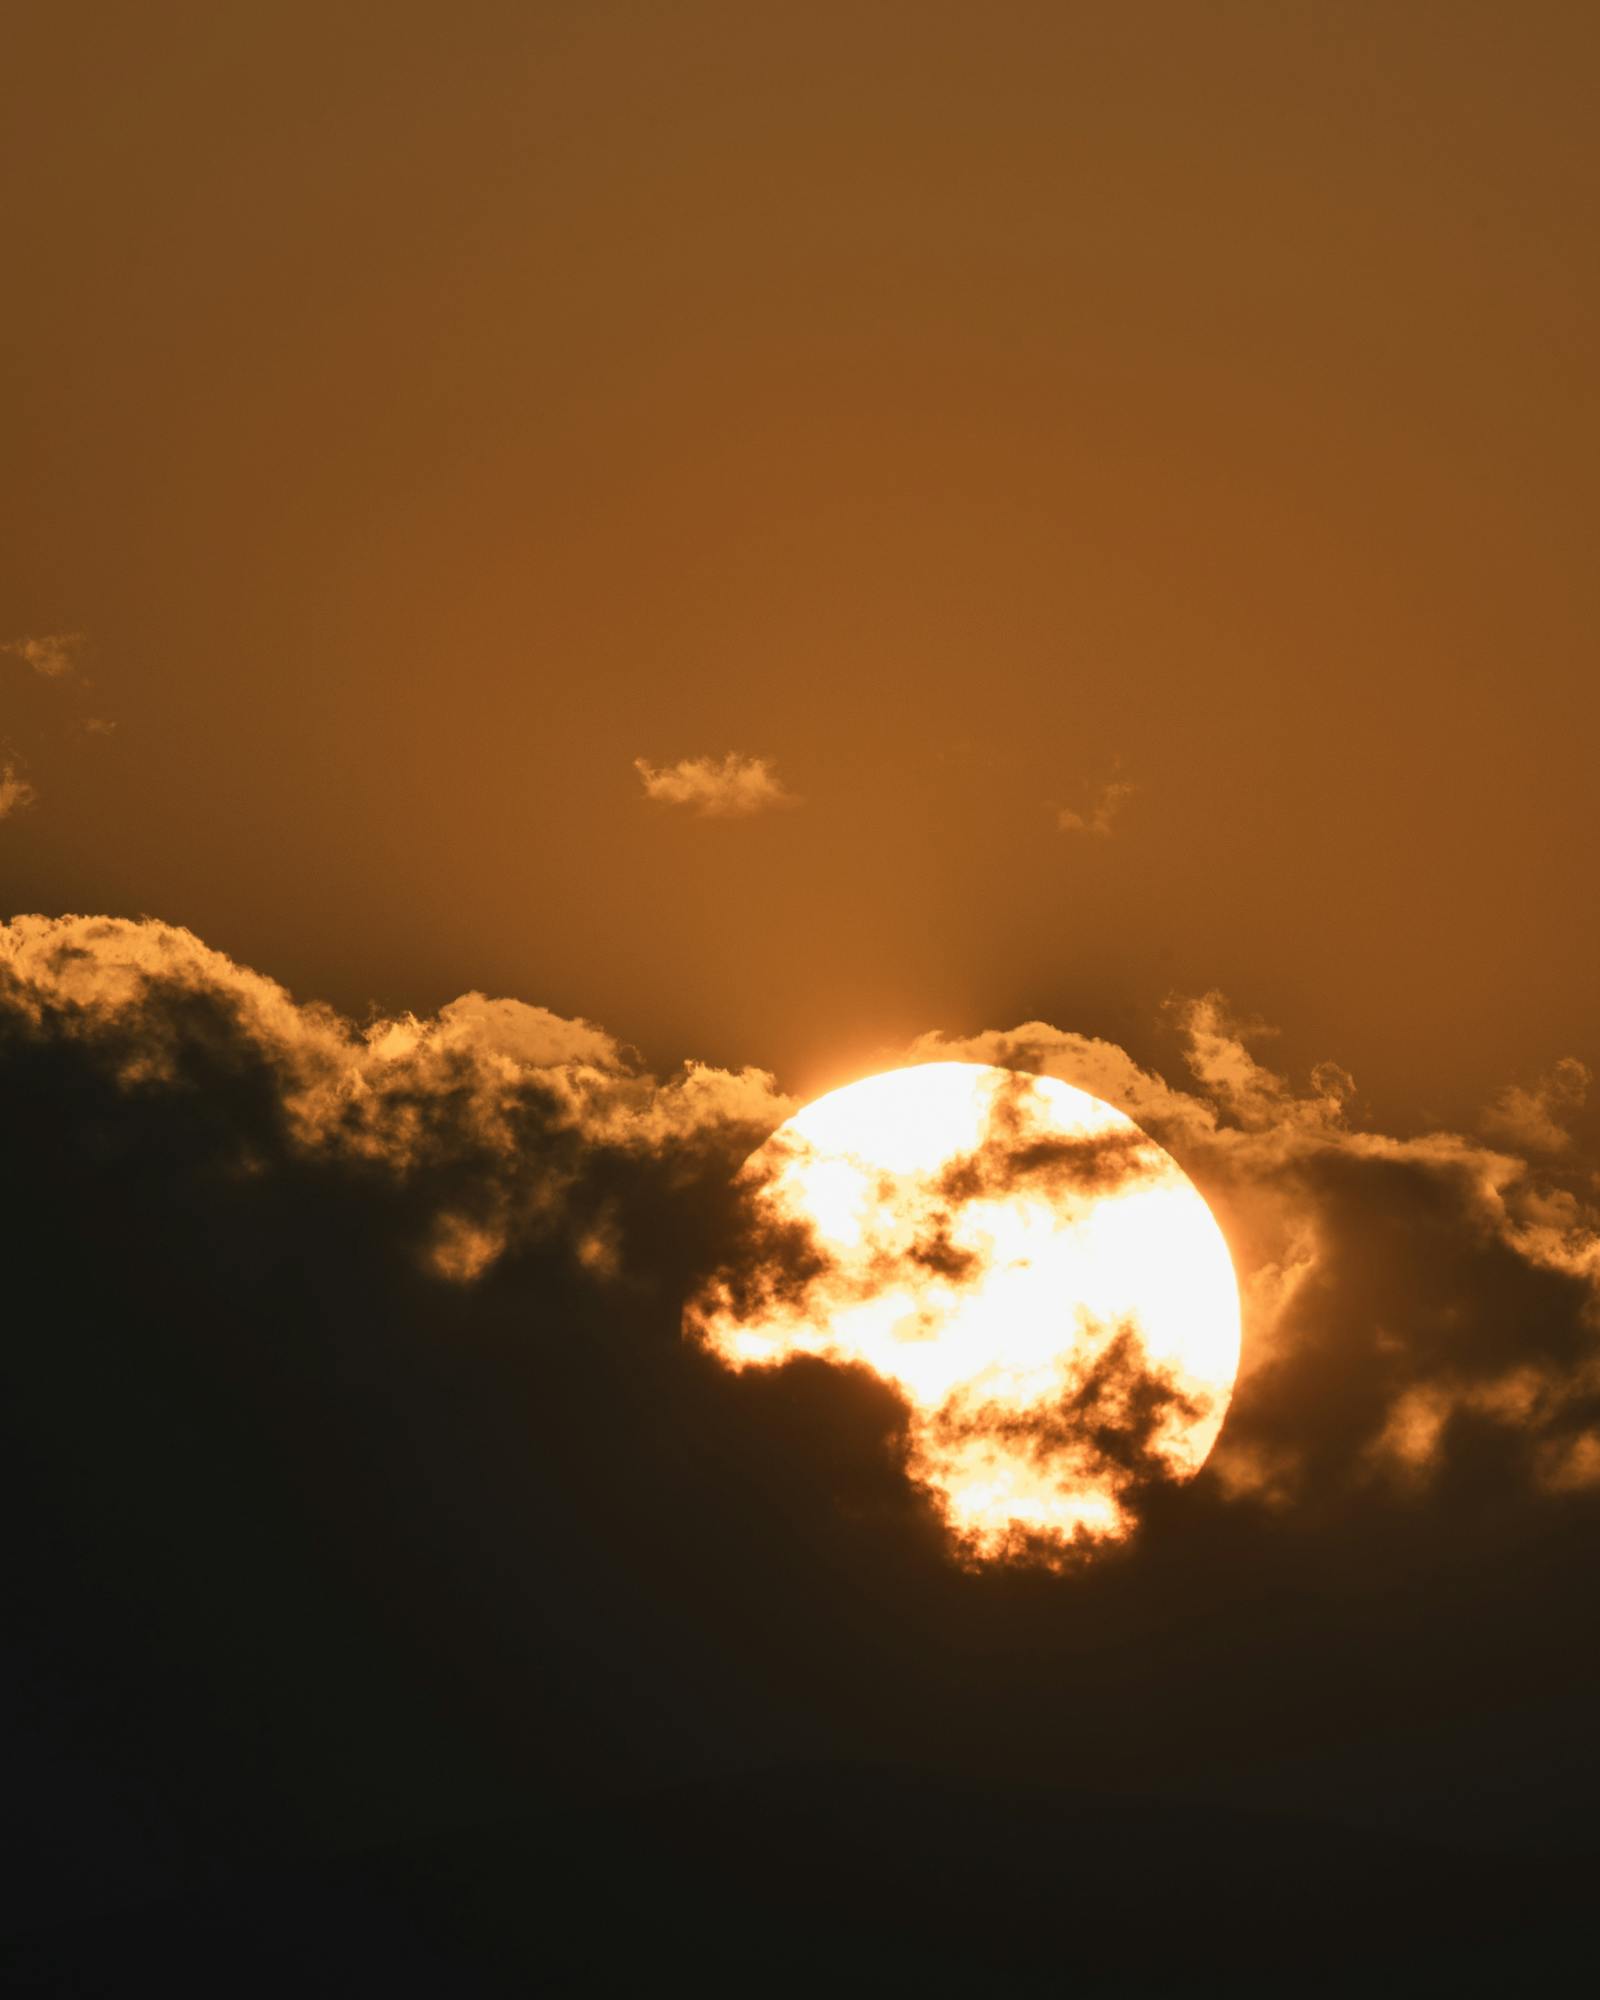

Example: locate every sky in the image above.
[5,1,1599,1118]
[4,4,1599,1989]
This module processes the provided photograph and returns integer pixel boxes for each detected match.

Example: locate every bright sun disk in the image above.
[686,1061,1241,1563]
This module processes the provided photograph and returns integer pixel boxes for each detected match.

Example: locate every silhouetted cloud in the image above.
[911,1001,1600,1505]
[634,752,797,816]
[8,915,1595,1537]
[0,914,790,1288]
[684,1063,1228,1562]
[4,913,1599,1980]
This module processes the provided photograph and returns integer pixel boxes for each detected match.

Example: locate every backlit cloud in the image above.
[911,1001,1600,1504]
[5,913,1597,1553]
[634,752,797,817]
[686,1064,1239,1565]
[0,913,792,1289]
[8,906,1600,1957]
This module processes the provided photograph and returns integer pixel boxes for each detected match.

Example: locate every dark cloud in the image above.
[3,919,1598,1989]
[917,1006,1600,1509]
[935,1116,1159,1206]
[928,1321,1209,1569]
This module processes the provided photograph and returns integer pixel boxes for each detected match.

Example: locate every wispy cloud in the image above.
[1482,1058,1590,1153]
[634,752,797,818]
[1056,767,1136,838]
[0,762,37,820]
[0,632,115,815]
[1,632,84,678]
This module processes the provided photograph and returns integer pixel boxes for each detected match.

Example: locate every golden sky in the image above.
[6,12,1600,1977]
[4,1,1597,1134]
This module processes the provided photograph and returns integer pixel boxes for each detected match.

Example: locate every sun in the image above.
[686,1061,1241,1563]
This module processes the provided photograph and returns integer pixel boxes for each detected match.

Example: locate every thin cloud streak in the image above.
[5,913,1597,1536]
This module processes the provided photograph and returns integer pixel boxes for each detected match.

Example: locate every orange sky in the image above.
[4,1,1597,1127]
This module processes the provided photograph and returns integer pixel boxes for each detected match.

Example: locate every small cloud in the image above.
[0,632,116,793]
[427,1212,506,1285]
[0,762,37,821]
[1482,1058,1590,1153]
[1369,1382,1451,1479]
[634,752,797,818]
[2,632,84,678]
[1539,1429,1600,1494]
[1056,768,1135,838]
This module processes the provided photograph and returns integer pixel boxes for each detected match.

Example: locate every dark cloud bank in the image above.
[3,918,1598,1994]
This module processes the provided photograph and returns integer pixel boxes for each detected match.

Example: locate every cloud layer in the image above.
[4,913,1599,1968]
[0,913,790,1288]
[6,915,1596,1530]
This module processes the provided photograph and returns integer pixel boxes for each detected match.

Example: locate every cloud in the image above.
[634,752,797,817]
[0,633,114,812]
[1481,1056,1590,1152]
[7,913,1597,1538]
[2,631,84,677]
[1055,769,1135,837]
[910,1002,1600,1505]
[685,1065,1231,1564]
[0,913,792,1288]
[0,762,37,821]
[6,910,1600,1959]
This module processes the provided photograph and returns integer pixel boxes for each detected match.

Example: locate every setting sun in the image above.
[687,1061,1241,1561]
